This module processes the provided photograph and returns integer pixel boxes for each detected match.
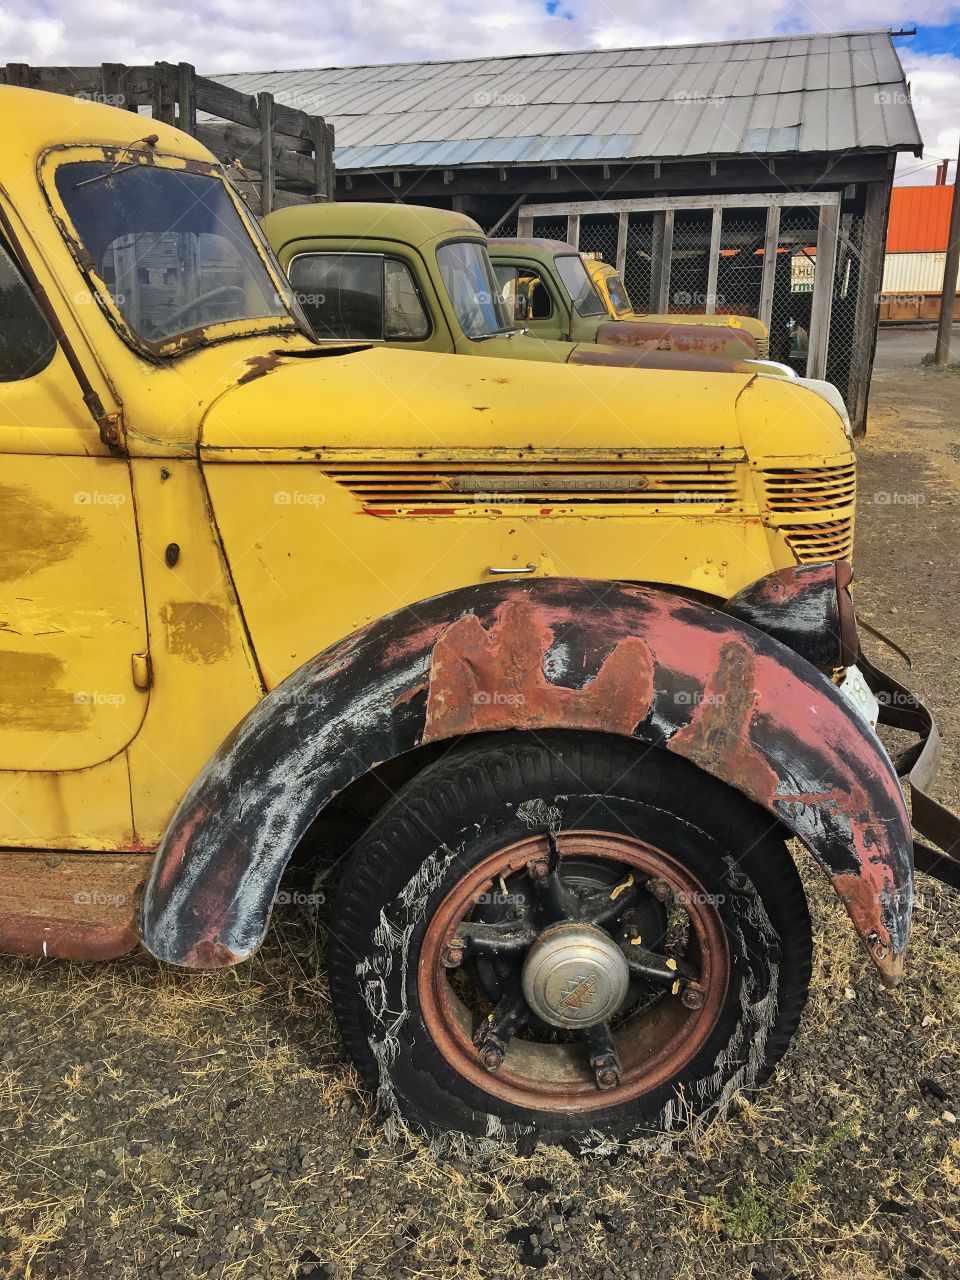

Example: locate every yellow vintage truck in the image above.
[1,85,957,1153]
[583,255,770,354]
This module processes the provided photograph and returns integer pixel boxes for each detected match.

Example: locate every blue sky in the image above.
[0,1,957,181]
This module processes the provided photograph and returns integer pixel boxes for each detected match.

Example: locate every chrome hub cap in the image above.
[521,922,630,1029]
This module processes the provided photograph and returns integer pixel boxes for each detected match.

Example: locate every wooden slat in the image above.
[193,72,259,129]
[194,122,316,187]
[258,91,276,216]
[177,62,197,135]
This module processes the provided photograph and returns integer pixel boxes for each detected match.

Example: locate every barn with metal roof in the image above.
[218,29,923,431]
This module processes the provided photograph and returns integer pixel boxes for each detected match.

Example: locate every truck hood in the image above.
[200,344,760,454]
[594,318,759,360]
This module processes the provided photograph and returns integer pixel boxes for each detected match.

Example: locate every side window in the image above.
[383,259,430,340]
[287,252,384,340]
[492,264,553,322]
[0,236,56,381]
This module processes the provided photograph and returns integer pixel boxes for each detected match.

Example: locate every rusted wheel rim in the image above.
[418,831,730,1112]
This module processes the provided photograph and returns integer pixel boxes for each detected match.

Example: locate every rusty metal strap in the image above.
[860,652,960,883]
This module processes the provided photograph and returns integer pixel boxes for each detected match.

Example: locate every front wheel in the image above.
[328,733,812,1151]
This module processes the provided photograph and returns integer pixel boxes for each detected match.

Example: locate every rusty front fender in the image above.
[141,579,913,983]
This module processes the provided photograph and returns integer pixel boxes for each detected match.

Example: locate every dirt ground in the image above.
[1,338,959,1280]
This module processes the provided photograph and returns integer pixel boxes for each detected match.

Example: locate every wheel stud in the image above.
[527,858,549,881]
[443,943,464,968]
[681,985,705,1010]
[646,876,673,903]
[595,1059,621,1090]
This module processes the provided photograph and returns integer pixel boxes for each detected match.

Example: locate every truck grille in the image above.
[755,335,769,359]
[321,458,741,510]
[781,517,855,562]
[760,463,856,512]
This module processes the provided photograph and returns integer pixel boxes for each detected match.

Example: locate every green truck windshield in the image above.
[55,162,291,351]
[555,254,607,318]
[436,240,513,339]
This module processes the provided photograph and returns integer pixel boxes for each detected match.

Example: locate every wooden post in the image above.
[850,179,893,435]
[4,63,32,87]
[806,202,840,380]
[516,212,534,237]
[651,209,674,313]
[758,204,781,331]
[100,63,128,110]
[934,137,960,365]
[566,213,580,249]
[705,206,722,315]
[151,63,176,124]
[258,91,276,215]
[616,211,628,276]
[177,62,197,135]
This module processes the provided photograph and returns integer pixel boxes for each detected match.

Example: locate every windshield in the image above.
[603,272,633,319]
[54,161,293,352]
[555,254,607,318]
[436,240,513,339]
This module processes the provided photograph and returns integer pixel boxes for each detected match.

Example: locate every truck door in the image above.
[0,232,148,772]
[491,259,567,340]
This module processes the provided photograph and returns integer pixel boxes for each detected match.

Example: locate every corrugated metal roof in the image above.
[214,29,923,173]
[887,185,956,252]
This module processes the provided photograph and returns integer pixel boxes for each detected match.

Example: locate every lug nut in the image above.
[646,877,673,903]
[527,859,549,880]
[443,944,464,968]
[479,1043,504,1072]
[681,986,705,1010]
[596,1066,620,1090]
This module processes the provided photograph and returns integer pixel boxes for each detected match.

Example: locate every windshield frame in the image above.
[40,144,307,361]
[554,253,608,319]
[435,236,515,340]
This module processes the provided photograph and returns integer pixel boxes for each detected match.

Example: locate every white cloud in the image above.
[0,1,957,182]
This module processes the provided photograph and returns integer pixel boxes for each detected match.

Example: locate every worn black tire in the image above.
[328,732,812,1151]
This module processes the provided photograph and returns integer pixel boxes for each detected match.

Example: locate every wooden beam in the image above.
[705,206,722,315]
[807,202,840,379]
[616,211,628,276]
[758,204,780,331]
[258,91,276,215]
[651,210,674,313]
[850,178,893,434]
[520,191,842,218]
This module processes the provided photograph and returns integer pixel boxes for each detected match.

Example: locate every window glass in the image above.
[492,264,553,322]
[288,253,383,340]
[555,254,607,317]
[436,241,513,339]
[0,236,56,381]
[383,259,429,340]
[603,272,634,319]
[54,162,289,351]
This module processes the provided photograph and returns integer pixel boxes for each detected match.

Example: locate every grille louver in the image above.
[760,463,856,512]
[781,517,855,562]
[321,459,740,509]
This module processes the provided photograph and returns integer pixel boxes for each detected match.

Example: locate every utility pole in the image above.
[934,138,960,365]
